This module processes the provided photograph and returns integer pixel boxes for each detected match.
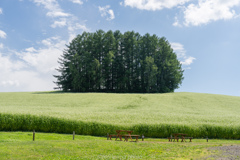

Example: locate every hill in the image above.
[0,92,240,138]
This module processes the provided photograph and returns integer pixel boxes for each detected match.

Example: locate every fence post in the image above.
[107,133,109,140]
[33,130,35,141]
[73,131,75,140]
[170,134,172,142]
[142,134,144,141]
[206,136,208,142]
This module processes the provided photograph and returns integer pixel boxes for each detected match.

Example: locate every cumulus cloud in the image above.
[0,0,90,92]
[67,23,90,42]
[69,0,83,5]
[33,0,61,11]
[0,52,26,90]
[19,37,66,73]
[70,23,89,32]
[99,5,115,21]
[0,36,66,92]
[25,47,37,52]
[46,11,70,17]
[33,0,71,18]
[173,16,181,27]
[122,0,240,26]
[0,8,2,14]
[181,57,195,65]
[51,19,67,28]
[122,0,190,11]
[0,68,53,92]
[170,42,195,67]
[33,0,89,41]
[0,30,7,39]
[183,0,240,26]
[0,80,20,87]
[0,43,3,49]
[0,53,26,73]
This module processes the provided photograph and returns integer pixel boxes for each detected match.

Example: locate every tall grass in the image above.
[0,92,240,138]
[1,113,240,139]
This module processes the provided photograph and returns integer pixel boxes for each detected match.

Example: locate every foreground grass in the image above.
[1,92,240,138]
[1,132,238,160]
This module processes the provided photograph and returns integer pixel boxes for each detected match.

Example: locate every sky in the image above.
[0,0,240,97]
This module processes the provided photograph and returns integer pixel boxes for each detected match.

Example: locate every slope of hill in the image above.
[0,92,240,138]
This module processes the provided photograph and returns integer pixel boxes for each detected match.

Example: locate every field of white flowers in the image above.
[1,92,240,138]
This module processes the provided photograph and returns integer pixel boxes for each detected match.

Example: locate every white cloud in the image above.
[0,69,53,92]
[33,0,70,18]
[74,23,89,31]
[41,36,60,46]
[108,9,115,20]
[68,23,90,42]
[68,23,89,33]
[181,57,195,65]
[0,8,2,14]
[122,0,240,26]
[33,0,70,30]
[69,0,83,5]
[19,37,66,74]
[99,5,115,21]
[33,0,59,11]
[33,0,89,39]
[0,30,7,39]
[170,42,195,67]
[46,11,70,17]
[183,0,240,26]
[173,16,181,27]
[0,0,90,92]
[25,47,37,52]
[21,49,63,73]
[51,19,67,28]
[42,39,52,46]
[0,36,66,92]
[0,53,26,73]
[0,80,20,87]
[122,0,190,11]
[0,53,25,90]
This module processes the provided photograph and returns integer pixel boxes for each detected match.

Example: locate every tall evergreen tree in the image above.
[54,30,184,93]
[144,56,158,93]
[112,30,124,92]
[103,31,115,91]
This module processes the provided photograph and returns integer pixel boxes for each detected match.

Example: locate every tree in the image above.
[54,30,184,93]
[102,31,115,91]
[144,56,158,93]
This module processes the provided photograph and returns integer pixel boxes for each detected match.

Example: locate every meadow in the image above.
[1,92,240,138]
[0,131,238,160]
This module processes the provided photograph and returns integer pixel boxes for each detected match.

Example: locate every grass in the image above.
[1,92,240,138]
[1,131,238,160]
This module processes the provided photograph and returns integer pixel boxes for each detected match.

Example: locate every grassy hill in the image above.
[1,92,240,138]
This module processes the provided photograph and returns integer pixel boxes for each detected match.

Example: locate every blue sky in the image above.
[0,0,240,96]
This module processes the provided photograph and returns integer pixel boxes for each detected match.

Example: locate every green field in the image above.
[0,132,238,160]
[1,92,240,138]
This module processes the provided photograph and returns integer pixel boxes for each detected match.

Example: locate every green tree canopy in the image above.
[54,30,184,93]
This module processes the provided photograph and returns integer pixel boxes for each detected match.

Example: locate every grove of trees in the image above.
[54,30,184,93]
